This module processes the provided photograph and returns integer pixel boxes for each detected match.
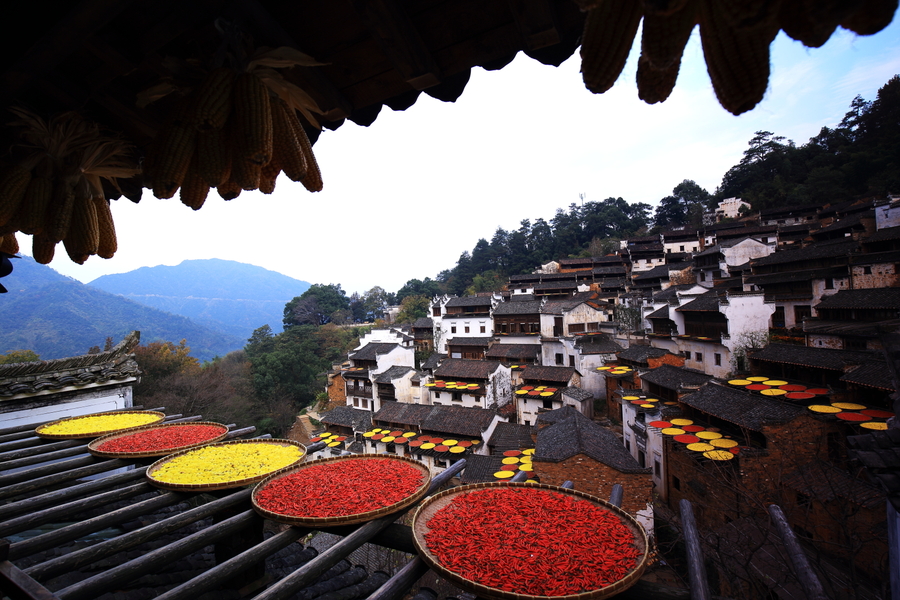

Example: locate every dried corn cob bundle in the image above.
[641,0,690,16]
[197,128,231,187]
[581,0,644,94]
[151,121,197,199]
[719,0,781,30]
[778,0,848,48]
[281,103,322,192]
[216,179,242,200]
[699,0,778,115]
[93,195,117,259]
[840,0,898,34]
[191,67,235,131]
[180,167,211,211]
[232,72,273,166]
[62,182,100,263]
[0,164,33,228]
[32,232,55,264]
[271,97,308,182]
[640,0,698,70]
[259,158,280,194]
[4,109,138,265]
[47,176,78,243]
[15,175,53,235]
[636,55,681,104]
[0,232,18,255]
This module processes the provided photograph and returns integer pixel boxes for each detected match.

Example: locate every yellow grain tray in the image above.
[87,421,229,458]
[412,482,649,600]
[34,411,165,440]
[146,439,306,492]
[252,454,431,527]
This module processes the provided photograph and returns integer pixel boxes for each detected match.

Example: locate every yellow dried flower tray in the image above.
[146,438,306,492]
[35,411,166,440]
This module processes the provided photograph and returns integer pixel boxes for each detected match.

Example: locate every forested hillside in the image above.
[90,258,311,339]
[0,258,243,361]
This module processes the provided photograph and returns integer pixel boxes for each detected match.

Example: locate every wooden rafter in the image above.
[350,0,442,91]
[507,0,562,51]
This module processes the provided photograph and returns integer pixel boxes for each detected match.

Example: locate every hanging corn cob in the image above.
[577,0,897,115]
[1,109,139,265]
[142,45,325,204]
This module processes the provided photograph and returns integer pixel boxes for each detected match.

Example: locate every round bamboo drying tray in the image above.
[146,438,306,492]
[87,421,229,458]
[34,411,166,440]
[252,454,432,527]
[412,482,649,600]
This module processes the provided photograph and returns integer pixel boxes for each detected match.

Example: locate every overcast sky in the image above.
[37,20,900,296]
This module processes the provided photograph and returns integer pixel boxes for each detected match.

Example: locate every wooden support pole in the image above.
[0,445,91,472]
[24,489,251,582]
[0,440,85,463]
[0,540,60,600]
[0,481,151,538]
[767,504,828,600]
[366,556,429,600]
[0,455,101,487]
[0,459,129,501]
[609,483,624,508]
[55,510,258,600]
[253,459,466,600]
[679,499,710,600]
[10,491,182,561]
[0,467,146,521]
[154,527,311,600]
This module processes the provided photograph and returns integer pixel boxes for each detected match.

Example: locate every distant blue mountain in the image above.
[0,258,244,362]
[88,259,311,340]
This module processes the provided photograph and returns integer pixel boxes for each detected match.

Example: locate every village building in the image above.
[0,332,141,429]
[532,407,654,533]
[433,295,496,353]
[758,202,821,227]
[629,261,694,299]
[367,402,504,476]
[343,340,415,412]
[514,365,580,425]
[804,287,900,352]
[693,237,772,288]
[427,358,512,411]
[664,381,887,587]
[713,197,750,221]
[410,317,435,353]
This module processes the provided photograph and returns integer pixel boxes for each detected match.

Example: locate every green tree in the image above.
[133,340,201,399]
[654,180,712,229]
[0,349,40,364]
[283,283,350,327]
[395,295,431,324]
[395,278,442,303]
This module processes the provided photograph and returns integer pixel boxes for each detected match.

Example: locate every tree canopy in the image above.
[283,283,350,327]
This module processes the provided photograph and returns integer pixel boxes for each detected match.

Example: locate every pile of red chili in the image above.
[94,424,226,453]
[424,486,640,596]
[255,458,425,518]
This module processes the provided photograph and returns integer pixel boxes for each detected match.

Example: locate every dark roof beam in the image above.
[0,0,138,103]
[507,0,561,51]
[351,0,442,91]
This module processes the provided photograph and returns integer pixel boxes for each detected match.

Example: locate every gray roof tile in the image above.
[679,382,804,431]
[535,407,648,472]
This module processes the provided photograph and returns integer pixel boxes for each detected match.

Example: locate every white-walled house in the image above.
[427,358,513,411]
[344,341,415,412]
[693,237,773,288]
[515,365,580,425]
[0,332,141,430]
[433,295,497,353]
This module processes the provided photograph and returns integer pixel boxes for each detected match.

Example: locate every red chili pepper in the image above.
[424,487,640,596]
[255,458,425,517]
[95,424,225,453]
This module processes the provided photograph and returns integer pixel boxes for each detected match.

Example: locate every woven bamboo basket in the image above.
[411,482,649,600]
[34,410,166,440]
[252,454,432,526]
[87,421,229,458]
[146,438,306,492]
